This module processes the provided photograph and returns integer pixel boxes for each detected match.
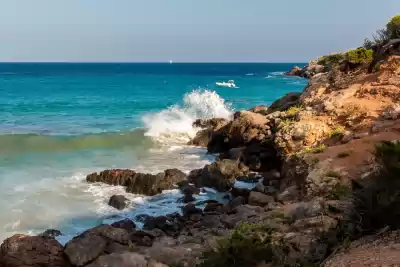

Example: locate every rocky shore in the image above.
[2,16,400,267]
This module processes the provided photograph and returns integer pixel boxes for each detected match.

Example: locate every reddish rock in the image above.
[87,168,187,196]
[0,234,70,267]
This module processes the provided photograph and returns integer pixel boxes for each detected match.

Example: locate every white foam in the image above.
[142,89,233,145]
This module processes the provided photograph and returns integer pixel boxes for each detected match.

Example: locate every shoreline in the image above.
[2,33,400,265]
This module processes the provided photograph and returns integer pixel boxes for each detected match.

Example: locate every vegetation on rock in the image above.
[200,222,289,267]
[328,126,345,138]
[317,53,345,67]
[304,144,327,154]
[340,141,400,240]
[344,48,374,65]
[364,14,400,49]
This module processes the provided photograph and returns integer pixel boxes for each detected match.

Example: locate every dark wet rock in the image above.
[182,203,202,217]
[179,184,200,195]
[108,195,129,210]
[230,196,245,209]
[204,202,223,213]
[86,169,136,186]
[188,159,249,192]
[262,169,281,185]
[111,219,136,233]
[248,191,275,207]
[236,175,260,183]
[231,187,251,202]
[177,194,195,203]
[143,216,169,231]
[190,118,229,147]
[241,142,279,172]
[87,169,187,196]
[131,230,155,247]
[135,214,152,223]
[0,234,70,267]
[39,229,63,239]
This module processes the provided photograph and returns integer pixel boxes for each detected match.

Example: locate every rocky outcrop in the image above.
[188,159,249,191]
[285,62,325,79]
[190,118,228,147]
[87,168,187,196]
[207,110,271,153]
[0,234,71,267]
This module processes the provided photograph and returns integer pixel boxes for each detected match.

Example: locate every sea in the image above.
[0,63,307,243]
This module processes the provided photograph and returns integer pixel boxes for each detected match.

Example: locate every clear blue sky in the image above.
[1,0,399,62]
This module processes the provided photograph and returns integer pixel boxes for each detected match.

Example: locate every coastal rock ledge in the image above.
[86,168,187,196]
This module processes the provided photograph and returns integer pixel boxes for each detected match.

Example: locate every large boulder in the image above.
[108,195,128,210]
[0,234,70,267]
[64,224,131,266]
[190,118,228,147]
[87,169,187,196]
[188,159,249,191]
[207,111,271,153]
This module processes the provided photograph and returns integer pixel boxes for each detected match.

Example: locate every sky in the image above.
[0,0,399,62]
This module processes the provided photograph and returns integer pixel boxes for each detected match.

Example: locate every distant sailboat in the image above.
[169,60,173,64]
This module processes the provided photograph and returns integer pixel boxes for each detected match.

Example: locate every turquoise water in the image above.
[0,63,307,242]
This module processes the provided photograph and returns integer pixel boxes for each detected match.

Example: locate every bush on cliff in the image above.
[344,48,373,65]
[345,141,400,237]
[200,222,289,267]
[317,53,345,67]
[364,14,400,49]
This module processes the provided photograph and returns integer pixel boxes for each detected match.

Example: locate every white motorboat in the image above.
[216,80,237,88]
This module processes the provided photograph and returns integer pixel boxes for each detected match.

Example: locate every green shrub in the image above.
[286,106,302,117]
[304,144,327,154]
[200,222,289,267]
[347,141,400,237]
[387,15,400,38]
[329,126,345,138]
[318,53,345,66]
[344,48,374,65]
[364,14,400,49]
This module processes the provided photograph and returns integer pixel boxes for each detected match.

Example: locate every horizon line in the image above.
[0,61,307,64]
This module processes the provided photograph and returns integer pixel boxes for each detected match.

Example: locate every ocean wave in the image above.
[142,89,233,145]
[0,90,234,154]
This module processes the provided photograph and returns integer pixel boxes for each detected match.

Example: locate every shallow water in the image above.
[0,63,307,242]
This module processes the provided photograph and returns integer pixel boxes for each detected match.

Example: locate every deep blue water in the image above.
[0,63,307,242]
